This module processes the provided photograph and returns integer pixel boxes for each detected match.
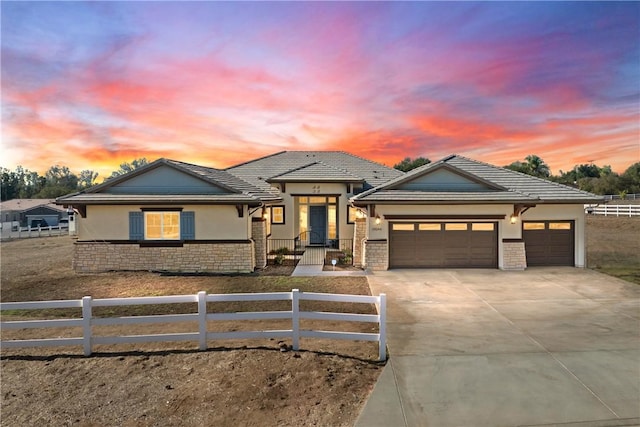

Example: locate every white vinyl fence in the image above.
[1,225,68,240]
[586,205,640,217]
[0,289,387,361]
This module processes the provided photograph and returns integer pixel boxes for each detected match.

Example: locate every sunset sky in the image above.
[2,1,639,179]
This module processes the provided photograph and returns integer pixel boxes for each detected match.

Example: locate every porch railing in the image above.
[267,238,354,266]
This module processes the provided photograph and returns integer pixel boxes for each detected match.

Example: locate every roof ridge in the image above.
[267,161,319,179]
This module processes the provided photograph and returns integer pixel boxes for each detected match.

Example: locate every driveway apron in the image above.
[357,268,640,427]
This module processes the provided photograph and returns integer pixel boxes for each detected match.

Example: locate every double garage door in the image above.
[389,220,575,268]
[389,222,498,268]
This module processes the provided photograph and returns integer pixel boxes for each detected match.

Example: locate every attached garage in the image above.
[389,222,498,268]
[523,220,574,266]
[351,154,602,271]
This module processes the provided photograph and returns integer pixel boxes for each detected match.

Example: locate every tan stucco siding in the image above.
[78,205,130,240]
[77,204,250,241]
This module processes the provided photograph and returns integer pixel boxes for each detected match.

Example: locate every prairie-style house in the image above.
[57,151,601,273]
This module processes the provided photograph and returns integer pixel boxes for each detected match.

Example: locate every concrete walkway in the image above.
[291,246,365,276]
[291,263,365,276]
[357,268,640,427]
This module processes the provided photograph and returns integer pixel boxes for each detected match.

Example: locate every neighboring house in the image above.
[350,154,602,270]
[57,152,601,273]
[0,199,68,229]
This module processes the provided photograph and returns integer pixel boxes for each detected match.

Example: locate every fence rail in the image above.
[0,225,68,240]
[1,289,387,361]
[603,193,640,201]
[586,205,640,217]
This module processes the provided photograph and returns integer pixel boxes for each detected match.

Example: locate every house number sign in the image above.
[312,185,321,193]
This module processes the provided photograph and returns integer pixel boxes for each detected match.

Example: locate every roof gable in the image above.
[352,154,603,204]
[107,165,233,195]
[87,160,238,195]
[57,158,282,206]
[391,163,504,192]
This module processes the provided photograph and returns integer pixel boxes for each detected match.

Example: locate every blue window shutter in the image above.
[181,211,195,240]
[129,212,144,240]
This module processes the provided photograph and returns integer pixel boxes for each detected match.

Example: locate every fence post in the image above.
[378,293,387,361]
[198,291,207,350]
[82,296,92,356]
[292,289,300,351]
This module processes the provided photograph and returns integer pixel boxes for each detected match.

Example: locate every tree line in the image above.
[393,155,640,197]
[1,159,149,201]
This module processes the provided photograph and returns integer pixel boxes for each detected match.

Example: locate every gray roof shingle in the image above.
[353,154,603,204]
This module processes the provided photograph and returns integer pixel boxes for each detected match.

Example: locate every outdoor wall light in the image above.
[375,214,381,225]
[510,214,518,224]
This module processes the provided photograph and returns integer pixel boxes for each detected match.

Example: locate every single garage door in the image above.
[389,222,498,268]
[523,220,574,266]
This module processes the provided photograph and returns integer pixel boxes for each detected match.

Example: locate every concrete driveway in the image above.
[357,268,640,427]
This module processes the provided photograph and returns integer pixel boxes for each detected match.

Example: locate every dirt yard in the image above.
[1,237,383,427]
[586,215,640,284]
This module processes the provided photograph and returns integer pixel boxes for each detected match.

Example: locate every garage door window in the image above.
[523,222,545,230]
[549,222,571,230]
[472,223,494,231]
[392,223,415,231]
[445,223,467,231]
[418,223,440,231]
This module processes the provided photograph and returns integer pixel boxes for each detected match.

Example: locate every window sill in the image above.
[139,241,184,248]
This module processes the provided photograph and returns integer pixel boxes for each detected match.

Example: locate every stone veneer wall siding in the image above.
[502,240,527,270]
[364,240,388,271]
[252,219,267,269]
[73,241,255,273]
[353,218,366,268]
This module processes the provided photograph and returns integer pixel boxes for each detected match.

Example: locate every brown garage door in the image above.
[389,222,498,268]
[523,221,574,266]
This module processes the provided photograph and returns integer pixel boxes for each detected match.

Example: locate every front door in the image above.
[309,206,327,245]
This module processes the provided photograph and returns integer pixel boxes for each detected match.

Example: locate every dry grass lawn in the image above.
[586,215,640,284]
[1,237,383,427]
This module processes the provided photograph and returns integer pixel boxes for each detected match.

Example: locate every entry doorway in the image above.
[309,206,327,244]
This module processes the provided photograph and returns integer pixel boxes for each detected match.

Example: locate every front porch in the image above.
[266,236,354,267]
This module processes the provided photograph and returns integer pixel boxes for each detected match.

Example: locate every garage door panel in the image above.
[523,221,574,266]
[390,222,497,268]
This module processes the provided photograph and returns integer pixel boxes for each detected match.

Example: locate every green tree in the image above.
[620,162,640,193]
[504,161,531,175]
[393,157,431,172]
[525,155,550,178]
[78,170,99,189]
[1,168,21,201]
[505,155,550,178]
[107,158,149,179]
[34,165,79,198]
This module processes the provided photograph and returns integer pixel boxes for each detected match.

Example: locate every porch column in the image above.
[353,217,366,268]
[252,218,267,269]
